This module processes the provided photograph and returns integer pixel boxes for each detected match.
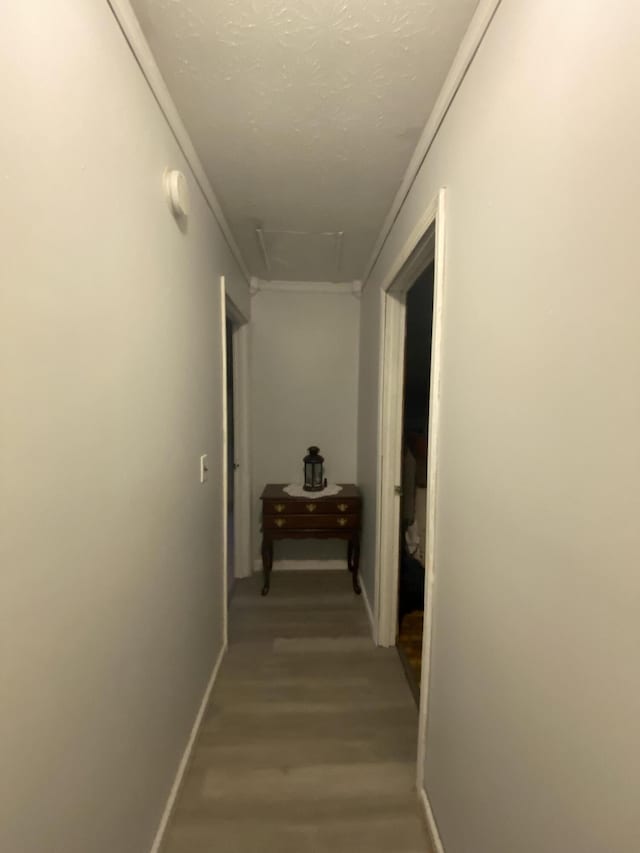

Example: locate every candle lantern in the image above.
[303,446,325,492]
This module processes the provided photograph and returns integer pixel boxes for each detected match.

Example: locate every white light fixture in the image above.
[164,169,190,219]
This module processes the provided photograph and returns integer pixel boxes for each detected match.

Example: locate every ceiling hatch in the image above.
[256,229,344,282]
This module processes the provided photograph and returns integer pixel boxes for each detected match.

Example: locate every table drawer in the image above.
[262,514,359,531]
[263,498,360,516]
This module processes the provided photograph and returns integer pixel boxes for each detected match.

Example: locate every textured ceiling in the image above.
[130,0,479,281]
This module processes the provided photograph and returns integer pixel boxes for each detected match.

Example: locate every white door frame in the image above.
[374,188,446,792]
[375,289,407,646]
[415,192,446,793]
[229,321,252,582]
[225,299,252,583]
[220,277,251,643]
[375,189,445,646]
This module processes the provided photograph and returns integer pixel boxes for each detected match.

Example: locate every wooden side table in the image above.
[260,484,362,596]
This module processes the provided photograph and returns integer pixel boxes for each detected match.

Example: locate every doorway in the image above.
[374,189,446,793]
[226,317,236,601]
[220,277,252,644]
[396,263,435,701]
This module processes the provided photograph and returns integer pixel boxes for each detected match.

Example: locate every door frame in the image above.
[220,277,251,643]
[374,188,446,785]
[375,189,445,646]
[225,299,251,583]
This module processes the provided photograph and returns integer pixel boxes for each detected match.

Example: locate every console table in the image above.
[260,484,362,596]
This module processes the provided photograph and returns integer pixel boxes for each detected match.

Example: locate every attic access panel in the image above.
[256,228,344,282]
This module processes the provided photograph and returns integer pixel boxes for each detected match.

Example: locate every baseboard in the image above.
[419,786,445,853]
[360,576,377,645]
[149,642,227,853]
[252,558,348,573]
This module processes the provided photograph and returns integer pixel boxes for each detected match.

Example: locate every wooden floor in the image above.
[162,571,428,853]
[397,610,424,704]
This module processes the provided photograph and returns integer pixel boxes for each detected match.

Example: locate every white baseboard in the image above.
[252,558,348,573]
[419,786,445,853]
[233,563,253,580]
[360,576,377,645]
[149,642,227,853]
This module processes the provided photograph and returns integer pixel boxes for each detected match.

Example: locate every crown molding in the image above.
[361,0,503,288]
[250,279,360,296]
[106,0,251,286]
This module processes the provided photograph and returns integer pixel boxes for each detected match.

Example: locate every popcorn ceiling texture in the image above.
[130,0,479,280]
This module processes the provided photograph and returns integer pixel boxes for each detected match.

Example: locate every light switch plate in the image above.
[200,454,208,484]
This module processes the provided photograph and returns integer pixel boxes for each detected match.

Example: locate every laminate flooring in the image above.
[162,571,429,853]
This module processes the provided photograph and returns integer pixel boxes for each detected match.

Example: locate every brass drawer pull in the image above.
[337,517,348,527]
[337,503,349,512]
[305,503,317,512]
[274,518,286,528]
[274,503,285,513]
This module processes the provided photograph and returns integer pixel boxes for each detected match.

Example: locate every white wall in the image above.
[0,3,248,852]
[357,0,640,850]
[251,287,360,566]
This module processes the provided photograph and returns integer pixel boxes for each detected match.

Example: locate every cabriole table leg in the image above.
[348,533,361,595]
[261,535,273,596]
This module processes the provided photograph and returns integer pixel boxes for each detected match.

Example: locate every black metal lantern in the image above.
[303,446,324,492]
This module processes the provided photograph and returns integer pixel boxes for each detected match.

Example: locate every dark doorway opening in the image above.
[397,262,435,702]
[226,317,235,601]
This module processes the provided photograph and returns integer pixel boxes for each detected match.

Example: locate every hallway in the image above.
[162,572,428,852]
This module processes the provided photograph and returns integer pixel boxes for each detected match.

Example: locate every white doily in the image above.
[283,483,343,498]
